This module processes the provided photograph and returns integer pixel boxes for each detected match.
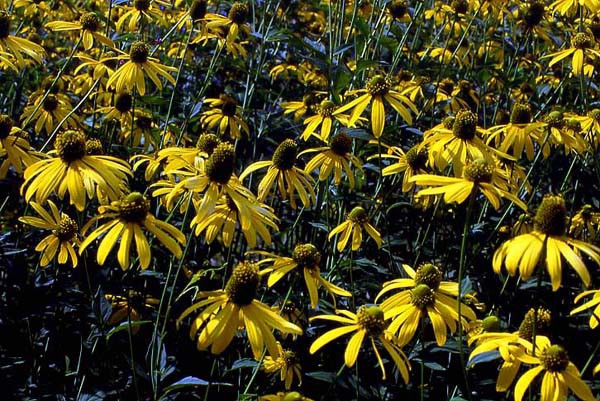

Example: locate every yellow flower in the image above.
[300,99,351,142]
[309,305,411,381]
[19,200,81,267]
[45,12,114,50]
[333,74,417,138]
[542,32,600,76]
[421,110,495,176]
[410,158,528,211]
[550,0,598,15]
[0,115,40,178]
[468,308,551,392]
[373,142,428,192]
[493,195,600,291]
[514,337,595,401]
[262,342,302,390]
[204,2,251,43]
[200,94,249,139]
[20,93,80,135]
[251,243,351,309]
[300,132,363,189]
[486,103,546,160]
[106,41,177,96]
[571,289,600,329]
[377,263,477,346]
[240,139,316,209]
[190,194,279,248]
[259,391,313,401]
[115,0,169,32]
[0,10,44,66]
[177,261,302,358]
[569,204,600,240]
[79,192,186,270]
[328,206,382,252]
[22,130,131,211]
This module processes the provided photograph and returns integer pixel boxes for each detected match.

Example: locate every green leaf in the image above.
[106,320,152,341]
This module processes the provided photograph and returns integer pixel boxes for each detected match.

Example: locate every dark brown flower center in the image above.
[56,130,87,162]
[54,216,78,241]
[205,142,236,184]
[573,32,593,50]
[523,1,544,27]
[347,206,368,224]
[387,0,408,19]
[85,138,103,155]
[510,103,532,124]
[129,41,149,63]
[330,132,352,156]
[190,0,207,21]
[228,2,249,25]
[518,307,551,341]
[534,195,567,236]
[366,75,391,96]
[80,12,100,31]
[405,145,428,170]
[225,261,259,306]
[0,114,13,139]
[115,93,133,113]
[134,0,151,11]
[0,11,11,39]
[453,110,477,140]
[220,94,238,117]
[43,95,59,112]
[119,192,150,223]
[272,139,298,170]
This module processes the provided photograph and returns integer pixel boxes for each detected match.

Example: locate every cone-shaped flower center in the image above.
[80,12,100,31]
[220,94,238,117]
[189,0,207,21]
[196,133,220,155]
[357,305,386,336]
[367,75,391,96]
[510,103,532,124]
[518,307,551,341]
[55,216,78,241]
[225,261,259,306]
[292,243,321,271]
[56,130,87,162]
[464,158,493,183]
[205,142,236,184]
[411,284,435,308]
[43,95,59,112]
[318,99,336,117]
[415,263,442,290]
[134,0,150,11]
[588,109,600,122]
[453,110,477,140]
[347,206,368,224]
[451,0,469,13]
[481,316,501,332]
[0,114,13,139]
[129,41,149,63]
[119,192,150,223]
[544,111,564,128]
[228,2,249,24]
[534,195,567,236]
[387,0,408,19]
[542,345,569,372]
[85,138,103,155]
[330,132,352,156]
[282,392,303,401]
[272,139,298,170]
[524,1,544,27]
[0,11,10,39]
[405,145,428,170]
[573,32,593,49]
[115,93,133,113]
